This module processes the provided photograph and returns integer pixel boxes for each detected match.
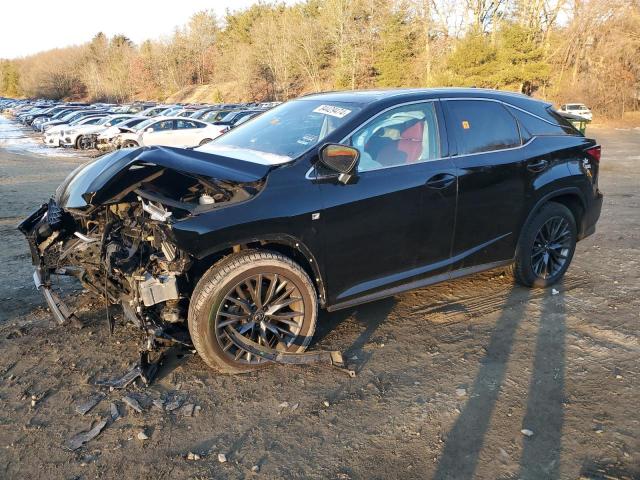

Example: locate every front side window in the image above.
[347,102,441,172]
[447,100,520,155]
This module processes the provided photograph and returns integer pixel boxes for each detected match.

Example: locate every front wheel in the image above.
[188,250,318,374]
[198,138,212,146]
[122,140,139,148]
[511,202,577,287]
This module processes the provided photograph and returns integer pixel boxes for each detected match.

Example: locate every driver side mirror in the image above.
[319,144,359,184]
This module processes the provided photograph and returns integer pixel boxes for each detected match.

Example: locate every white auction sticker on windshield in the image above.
[313,105,352,118]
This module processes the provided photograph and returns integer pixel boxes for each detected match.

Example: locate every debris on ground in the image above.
[217,453,227,463]
[137,430,149,441]
[65,419,108,451]
[74,393,105,415]
[122,395,143,413]
[187,452,201,461]
[521,429,534,437]
[110,402,121,421]
[165,397,183,412]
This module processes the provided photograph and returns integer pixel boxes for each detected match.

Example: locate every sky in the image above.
[0,0,266,59]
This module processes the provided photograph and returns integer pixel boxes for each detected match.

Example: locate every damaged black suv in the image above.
[19,89,603,375]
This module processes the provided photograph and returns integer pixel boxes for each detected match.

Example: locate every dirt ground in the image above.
[0,118,638,480]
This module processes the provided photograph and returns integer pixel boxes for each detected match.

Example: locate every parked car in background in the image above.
[44,114,110,147]
[115,117,225,148]
[559,103,592,121]
[42,109,111,131]
[139,105,171,117]
[60,114,141,149]
[201,109,234,123]
[213,109,264,127]
[95,116,148,150]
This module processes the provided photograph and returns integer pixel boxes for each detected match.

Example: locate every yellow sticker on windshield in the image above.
[462,120,470,129]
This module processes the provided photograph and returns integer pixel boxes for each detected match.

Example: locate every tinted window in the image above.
[508,106,578,136]
[349,102,440,172]
[447,100,520,155]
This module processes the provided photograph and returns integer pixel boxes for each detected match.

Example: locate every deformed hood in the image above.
[55,146,272,209]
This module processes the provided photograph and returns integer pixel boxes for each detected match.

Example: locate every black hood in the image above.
[55,146,271,209]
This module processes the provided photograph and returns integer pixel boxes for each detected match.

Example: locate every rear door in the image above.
[175,119,205,146]
[443,99,528,269]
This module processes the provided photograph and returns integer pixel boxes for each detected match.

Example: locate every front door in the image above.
[318,101,457,307]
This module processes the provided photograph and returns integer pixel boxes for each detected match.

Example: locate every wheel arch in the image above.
[190,234,327,307]
[522,187,586,242]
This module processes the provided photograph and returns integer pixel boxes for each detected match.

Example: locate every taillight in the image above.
[586,145,601,163]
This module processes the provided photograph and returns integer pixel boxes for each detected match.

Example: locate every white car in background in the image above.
[96,116,147,150]
[559,103,593,121]
[115,117,225,148]
[60,114,140,149]
[43,115,109,147]
[60,113,140,148]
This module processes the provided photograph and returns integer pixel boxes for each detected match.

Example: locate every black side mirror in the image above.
[319,144,359,184]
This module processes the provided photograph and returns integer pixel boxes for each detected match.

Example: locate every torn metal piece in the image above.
[33,268,81,327]
[110,402,121,421]
[65,419,108,451]
[94,351,163,389]
[225,328,356,377]
[75,393,105,415]
[122,395,143,413]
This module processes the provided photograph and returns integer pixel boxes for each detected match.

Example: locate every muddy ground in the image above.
[0,117,638,480]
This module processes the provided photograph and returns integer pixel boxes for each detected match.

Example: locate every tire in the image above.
[123,140,139,148]
[198,138,212,146]
[188,250,318,374]
[511,202,577,288]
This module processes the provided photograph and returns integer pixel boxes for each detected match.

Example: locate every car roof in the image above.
[301,87,549,105]
[299,88,555,118]
[149,116,205,122]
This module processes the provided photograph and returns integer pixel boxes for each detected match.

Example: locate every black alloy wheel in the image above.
[188,250,317,374]
[531,216,572,279]
[511,201,577,287]
[213,273,306,365]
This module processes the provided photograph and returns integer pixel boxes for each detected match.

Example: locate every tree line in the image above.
[1,0,638,118]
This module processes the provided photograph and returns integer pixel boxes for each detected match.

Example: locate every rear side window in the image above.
[176,120,198,129]
[446,100,520,155]
[508,106,579,136]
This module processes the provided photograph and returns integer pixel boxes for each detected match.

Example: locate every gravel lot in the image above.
[0,117,638,479]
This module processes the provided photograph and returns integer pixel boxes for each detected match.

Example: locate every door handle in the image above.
[425,173,456,189]
[527,159,549,172]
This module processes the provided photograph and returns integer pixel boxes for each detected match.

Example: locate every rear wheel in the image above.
[198,138,212,146]
[122,140,139,148]
[188,250,318,374]
[511,202,577,287]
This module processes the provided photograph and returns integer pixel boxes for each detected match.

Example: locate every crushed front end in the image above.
[18,146,268,385]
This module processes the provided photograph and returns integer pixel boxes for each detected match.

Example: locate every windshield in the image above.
[197,100,362,164]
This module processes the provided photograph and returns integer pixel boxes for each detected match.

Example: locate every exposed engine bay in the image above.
[19,147,267,384]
